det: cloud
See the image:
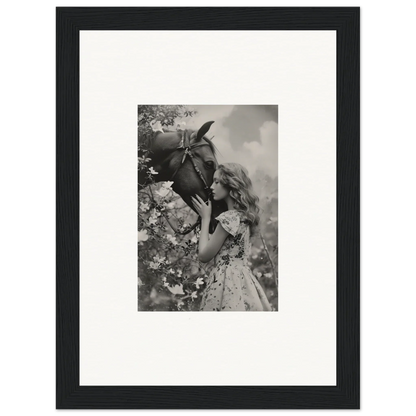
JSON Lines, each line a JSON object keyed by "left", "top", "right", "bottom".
{"left": 213, "top": 119, "right": 279, "bottom": 179}
{"left": 243, "top": 121, "right": 278, "bottom": 177}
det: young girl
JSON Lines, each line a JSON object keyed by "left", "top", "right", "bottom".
{"left": 191, "top": 163, "right": 273, "bottom": 311}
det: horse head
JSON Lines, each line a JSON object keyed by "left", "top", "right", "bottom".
{"left": 139, "top": 121, "right": 227, "bottom": 233}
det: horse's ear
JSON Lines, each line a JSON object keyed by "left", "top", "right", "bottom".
{"left": 196, "top": 121, "right": 215, "bottom": 141}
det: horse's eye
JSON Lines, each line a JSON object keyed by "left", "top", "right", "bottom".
{"left": 205, "top": 161, "right": 215, "bottom": 169}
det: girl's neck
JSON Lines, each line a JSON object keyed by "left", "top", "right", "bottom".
{"left": 225, "top": 196, "right": 234, "bottom": 211}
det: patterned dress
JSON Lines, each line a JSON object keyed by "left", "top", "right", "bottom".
{"left": 199, "top": 210, "right": 273, "bottom": 311}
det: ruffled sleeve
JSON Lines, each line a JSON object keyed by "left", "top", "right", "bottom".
{"left": 215, "top": 210, "right": 240, "bottom": 236}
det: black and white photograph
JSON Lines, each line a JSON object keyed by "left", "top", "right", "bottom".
{"left": 138, "top": 105, "right": 278, "bottom": 311}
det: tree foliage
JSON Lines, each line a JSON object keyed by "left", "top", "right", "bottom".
{"left": 138, "top": 105, "right": 197, "bottom": 142}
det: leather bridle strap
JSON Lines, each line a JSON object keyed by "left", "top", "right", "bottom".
{"left": 169, "top": 129, "right": 213, "bottom": 191}
{"left": 152, "top": 129, "right": 215, "bottom": 235}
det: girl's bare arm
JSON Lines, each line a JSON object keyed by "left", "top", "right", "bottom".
{"left": 198, "top": 218, "right": 229, "bottom": 263}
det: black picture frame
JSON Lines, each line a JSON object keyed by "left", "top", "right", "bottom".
{"left": 56, "top": 7, "right": 359, "bottom": 409}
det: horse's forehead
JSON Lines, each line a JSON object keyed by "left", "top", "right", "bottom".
{"left": 155, "top": 130, "right": 216, "bottom": 160}
{"left": 194, "top": 143, "right": 215, "bottom": 159}
{"left": 154, "top": 131, "right": 180, "bottom": 150}
{"left": 157, "top": 131, "right": 180, "bottom": 141}
{"left": 155, "top": 130, "right": 199, "bottom": 143}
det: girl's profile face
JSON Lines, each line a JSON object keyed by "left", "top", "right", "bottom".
{"left": 210, "top": 170, "right": 229, "bottom": 201}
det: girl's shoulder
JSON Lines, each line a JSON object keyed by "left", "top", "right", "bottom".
{"left": 215, "top": 210, "right": 248, "bottom": 236}
{"left": 215, "top": 209, "right": 241, "bottom": 221}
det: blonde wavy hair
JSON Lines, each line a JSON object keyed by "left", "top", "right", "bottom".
{"left": 216, "top": 163, "right": 260, "bottom": 236}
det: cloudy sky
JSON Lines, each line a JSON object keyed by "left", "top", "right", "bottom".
{"left": 176, "top": 105, "right": 278, "bottom": 179}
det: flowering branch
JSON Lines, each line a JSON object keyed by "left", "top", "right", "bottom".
{"left": 259, "top": 232, "right": 278, "bottom": 311}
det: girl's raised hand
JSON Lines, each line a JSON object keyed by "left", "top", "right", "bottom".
{"left": 191, "top": 194, "right": 212, "bottom": 220}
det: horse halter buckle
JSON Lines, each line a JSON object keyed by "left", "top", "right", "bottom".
{"left": 181, "top": 148, "right": 190, "bottom": 164}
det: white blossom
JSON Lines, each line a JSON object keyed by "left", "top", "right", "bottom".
{"left": 148, "top": 167, "right": 159, "bottom": 175}
{"left": 156, "top": 187, "right": 171, "bottom": 198}
{"left": 154, "top": 254, "right": 166, "bottom": 264}
{"left": 149, "top": 261, "right": 158, "bottom": 270}
{"left": 167, "top": 284, "right": 185, "bottom": 295}
{"left": 137, "top": 229, "right": 149, "bottom": 242}
{"left": 165, "top": 234, "right": 178, "bottom": 246}
{"left": 148, "top": 216, "right": 157, "bottom": 226}
{"left": 195, "top": 277, "right": 204, "bottom": 289}
{"left": 151, "top": 209, "right": 161, "bottom": 218}
{"left": 139, "top": 202, "right": 150, "bottom": 212}
{"left": 162, "top": 181, "right": 174, "bottom": 189}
